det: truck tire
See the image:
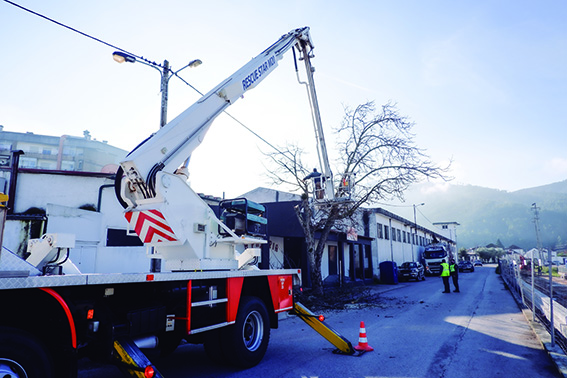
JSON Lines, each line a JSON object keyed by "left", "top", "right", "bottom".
{"left": 222, "top": 296, "right": 270, "bottom": 368}
{"left": 0, "top": 327, "right": 53, "bottom": 378}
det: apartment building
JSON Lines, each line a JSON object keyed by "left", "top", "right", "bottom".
{"left": 0, "top": 126, "right": 127, "bottom": 173}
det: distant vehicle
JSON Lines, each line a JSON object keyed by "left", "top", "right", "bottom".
{"left": 459, "top": 261, "right": 475, "bottom": 272}
{"left": 398, "top": 261, "right": 425, "bottom": 281}
{"left": 518, "top": 257, "right": 538, "bottom": 274}
{"left": 473, "top": 260, "right": 483, "bottom": 266}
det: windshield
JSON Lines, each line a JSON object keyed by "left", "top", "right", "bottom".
{"left": 424, "top": 249, "right": 447, "bottom": 259}
{"left": 400, "top": 262, "right": 416, "bottom": 269}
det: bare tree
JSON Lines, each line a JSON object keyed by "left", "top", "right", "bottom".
{"left": 266, "top": 101, "right": 450, "bottom": 295}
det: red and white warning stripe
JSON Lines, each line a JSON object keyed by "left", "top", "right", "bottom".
{"left": 125, "top": 209, "right": 178, "bottom": 243}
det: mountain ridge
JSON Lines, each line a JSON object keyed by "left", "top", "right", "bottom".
{"left": 381, "top": 180, "right": 567, "bottom": 250}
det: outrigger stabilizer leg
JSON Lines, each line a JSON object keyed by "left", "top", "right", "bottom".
{"left": 113, "top": 337, "right": 165, "bottom": 378}
{"left": 292, "top": 302, "right": 355, "bottom": 355}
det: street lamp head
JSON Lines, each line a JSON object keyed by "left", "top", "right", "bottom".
{"left": 111, "top": 51, "right": 201, "bottom": 129}
{"left": 172, "top": 58, "right": 203, "bottom": 76}
{"left": 112, "top": 51, "right": 136, "bottom": 64}
{"left": 187, "top": 59, "right": 202, "bottom": 68}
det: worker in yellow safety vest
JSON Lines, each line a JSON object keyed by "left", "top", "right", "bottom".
{"left": 449, "top": 258, "right": 460, "bottom": 293}
{"left": 440, "top": 259, "right": 451, "bottom": 293}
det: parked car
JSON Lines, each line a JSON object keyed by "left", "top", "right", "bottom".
{"left": 458, "top": 261, "right": 475, "bottom": 272}
{"left": 398, "top": 261, "right": 425, "bottom": 281}
{"left": 473, "top": 260, "right": 483, "bottom": 266}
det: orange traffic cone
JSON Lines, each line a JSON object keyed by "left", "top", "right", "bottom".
{"left": 354, "top": 321, "right": 374, "bottom": 352}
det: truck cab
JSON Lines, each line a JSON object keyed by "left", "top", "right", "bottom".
{"left": 423, "top": 243, "right": 449, "bottom": 276}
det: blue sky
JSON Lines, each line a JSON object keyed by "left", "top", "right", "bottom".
{"left": 1, "top": 0, "right": 566, "bottom": 199}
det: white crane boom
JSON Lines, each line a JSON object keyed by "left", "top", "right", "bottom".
{"left": 115, "top": 27, "right": 339, "bottom": 271}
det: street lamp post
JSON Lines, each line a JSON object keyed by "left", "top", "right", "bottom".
{"left": 412, "top": 203, "right": 425, "bottom": 261}
{"left": 112, "top": 52, "right": 201, "bottom": 273}
{"left": 112, "top": 51, "right": 202, "bottom": 128}
{"left": 160, "top": 60, "right": 170, "bottom": 128}
{"left": 532, "top": 203, "right": 554, "bottom": 346}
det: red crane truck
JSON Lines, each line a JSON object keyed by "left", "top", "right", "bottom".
{"left": 0, "top": 27, "right": 353, "bottom": 378}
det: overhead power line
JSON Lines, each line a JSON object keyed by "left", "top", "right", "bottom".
{"left": 173, "top": 73, "right": 292, "bottom": 159}
{"left": 2, "top": 0, "right": 155, "bottom": 65}
{"left": 3, "top": 0, "right": 305, "bottom": 171}
{"left": 416, "top": 207, "right": 437, "bottom": 228}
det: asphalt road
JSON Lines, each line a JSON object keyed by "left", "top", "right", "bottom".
{"left": 79, "top": 265, "right": 561, "bottom": 378}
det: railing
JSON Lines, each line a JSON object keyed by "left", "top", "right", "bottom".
{"left": 500, "top": 256, "right": 567, "bottom": 352}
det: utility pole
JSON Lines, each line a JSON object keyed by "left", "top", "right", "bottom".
{"left": 112, "top": 52, "right": 202, "bottom": 128}
{"left": 112, "top": 52, "right": 201, "bottom": 273}
{"left": 532, "top": 202, "right": 554, "bottom": 347}
{"left": 530, "top": 203, "right": 537, "bottom": 321}
{"left": 159, "top": 60, "right": 170, "bottom": 128}
{"left": 532, "top": 204, "right": 543, "bottom": 262}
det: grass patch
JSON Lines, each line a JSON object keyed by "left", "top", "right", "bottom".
{"left": 540, "top": 266, "right": 560, "bottom": 277}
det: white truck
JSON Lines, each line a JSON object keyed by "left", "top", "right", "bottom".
{"left": 0, "top": 27, "right": 354, "bottom": 378}
{"left": 422, "top": 242, "right": 452, "bottom": 275}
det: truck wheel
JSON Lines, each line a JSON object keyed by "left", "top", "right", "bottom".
{"left": 0, "top": 327, "right": 53, "bottom": 378}
{"left": 222, "top": 296, "right": 270, "bottom": 368}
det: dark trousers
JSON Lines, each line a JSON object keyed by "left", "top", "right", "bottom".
{"left": 451, "top": 274, "right": 459, "bottom": 292}
{"left": 442, "top": 276, "right": 450, "bottom": 292}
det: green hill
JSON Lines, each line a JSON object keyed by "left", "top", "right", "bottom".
{"left": 382, "top": 180, "right": 567, "bottom": 250}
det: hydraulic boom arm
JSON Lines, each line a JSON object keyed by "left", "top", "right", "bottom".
{"left": 118, "top": 27, "right": 320, "bottom": 206}
{"left": 115, "top": 27, "right": 336, "bottom": 271}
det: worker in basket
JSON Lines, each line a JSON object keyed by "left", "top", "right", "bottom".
{"left": 304, "top": 168, "right": 324, "bottom": 199}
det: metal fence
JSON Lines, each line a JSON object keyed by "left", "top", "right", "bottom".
{"left": 499, "top": 255, "right": 567, "bottom": 352}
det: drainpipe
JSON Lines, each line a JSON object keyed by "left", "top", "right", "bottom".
{"left": 7, "top": 150, "right": 24, "bottom": 215}
{"left": 389, "top": 218, "right": 394, "bottom": 261}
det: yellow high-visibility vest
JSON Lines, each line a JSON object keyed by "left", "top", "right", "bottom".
{"left": 440, "top": 262, "right": 450, "bottom": 277}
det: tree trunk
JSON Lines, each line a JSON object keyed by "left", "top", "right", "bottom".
{"left": 307, "top": 207, "right": 339, "bottom": 296}
{"left": 295, "top": 198, "right": 322, "bottom": 294}
{"left": 309, "top": 250, "right": 324, "bottom": 295}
